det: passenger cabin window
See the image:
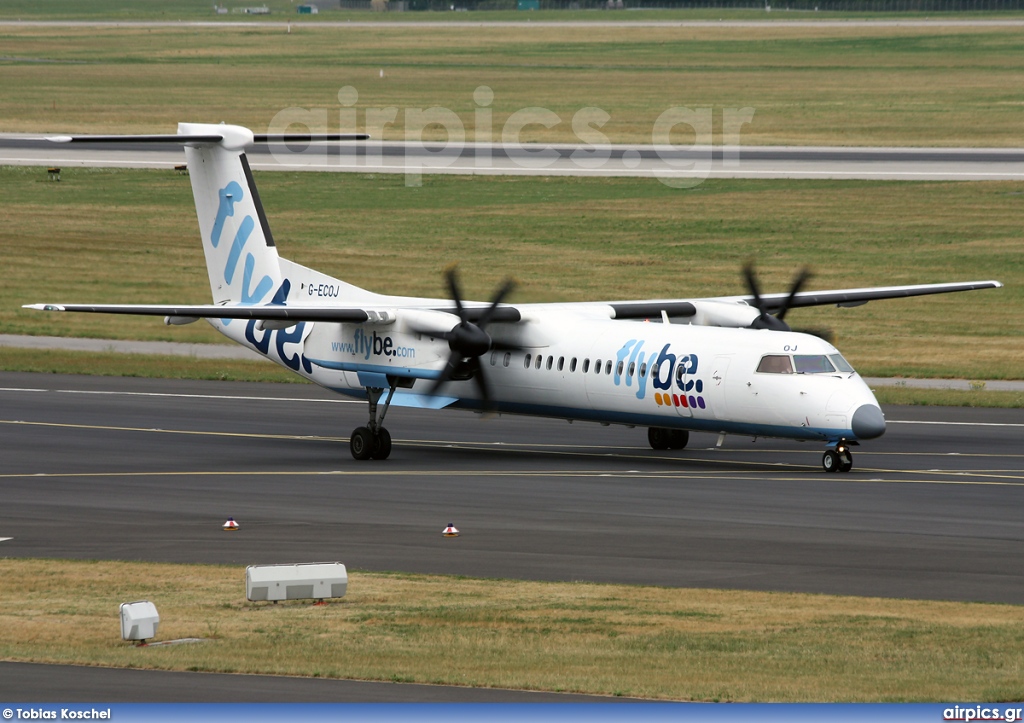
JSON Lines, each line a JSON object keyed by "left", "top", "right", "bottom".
{"left": 616, "top": 361, "right": 624, "bottom": 376}
{"left": 756, "top": 355, "right": 793, "bottom": 374}
{"left": 794, "top": 355, "right": 836, "bottom": 374}
{"left": 628, "top": 362, "right": 635, "bottom": 377}
{"left": 639, "top": 363, "right": 647, "bottom": 377}
{"left": 557, "top": 357, "right": 565, "bottom": 372}
{"left": 570, "top": 357, "right": 577, "bottom": 372}
{"left": 594, "top": 359, "right": 602, "bottom": 375}
{"left": 490, "top": 352, "right": 497, "bottom": 366}
{"left": 583, "top": 359, "right": 590, "bottom": 373}
{"left": 605, "top": 360, "right": 613, "bottom": 375}
{"left": 503, "top": 352, "right": 511, "bottom": 367}
{"left": 535, "top": 355, "right": 543, "bottom": 370}
{"left": 546, "top": 356, "right": 553, "bottom": 370}
{"left": 524, "top": 353, "right": 532, "bottom": 369}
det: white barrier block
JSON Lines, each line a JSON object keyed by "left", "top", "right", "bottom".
{"left": 120, "top": 600, "right": 159, "bottom": 641}
{"left": 246, "top": 562, "right": 347, "bottom": 602}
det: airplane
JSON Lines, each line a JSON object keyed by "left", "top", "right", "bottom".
{"left": 25, "top": 123, "right": 1003, "bottom": 472}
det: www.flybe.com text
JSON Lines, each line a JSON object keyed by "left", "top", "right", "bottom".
{"left": 332, "top": 329, "right": 416, "bottom": 360}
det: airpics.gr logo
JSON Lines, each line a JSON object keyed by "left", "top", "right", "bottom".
{"left": 614, "top": 339, "right": 706, "bottom": 410}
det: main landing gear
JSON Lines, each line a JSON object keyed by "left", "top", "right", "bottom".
{"left": 350, "top": 386, "right": 395, "bottom": 461}
{"left": 822, "top": 441, "right": 854, "bottom": 473}
{"left": 648, "top": 427, "right": 689, "bottom": 451}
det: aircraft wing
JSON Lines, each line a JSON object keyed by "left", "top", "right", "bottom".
{"left": 22, "top": 302, "right": 522, "bottom": 326}
{"left": 605, "top": 280, "right": 1002, "bottom": 318}
{"left": 23, "top": 303, "right": 375, "bottom": 324}
{"left": 744, "top": 280, "right": 1004, "bottom": 312}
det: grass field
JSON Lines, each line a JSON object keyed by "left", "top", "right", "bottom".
{"left": 3, "top": 166, "right": 1019, "bottom": 380}
{"left": 4, "top": 0, "right": 1024, "bottom": 22}
{"left": 2, "top": 558, "right": 1023, "bottom": 701}
{"left": 2, "top": 22, "right": 1024, "bottom": 146}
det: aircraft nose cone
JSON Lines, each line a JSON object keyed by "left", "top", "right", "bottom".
{"left": 852, "top": 404, "right": 886, "bottom": 439}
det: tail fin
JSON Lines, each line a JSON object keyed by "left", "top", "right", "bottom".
{"left": 181, "top": 123, "right": 283, "bottom": 306}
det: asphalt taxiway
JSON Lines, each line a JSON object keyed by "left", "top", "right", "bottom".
{"left": 2, "top": 371, "right": 1022, "bottom": 700}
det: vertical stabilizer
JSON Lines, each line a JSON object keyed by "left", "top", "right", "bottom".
{"left": 181, "top": 122, "right": 283, "bottom": 306}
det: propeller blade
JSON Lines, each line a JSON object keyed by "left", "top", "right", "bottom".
{"left": 425, "top": 350, "right": 462, "bottom": 397}
{"left": 444, "top": 266, "right": 466, "bottom": 323}
{"left": 470, "top": 359, "right": 495, "bottom": 410}
{"left": 476, "top": 277, "right": 517, "bottom": 329}
{"left": 776, "top": 267, "right": 812, "bottom": 322}
{"left": 742, "top": 262, "right": 765, "bottom": 313}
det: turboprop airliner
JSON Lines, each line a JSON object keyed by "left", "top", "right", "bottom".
{"left": 26, "top": 123, "right": 1002, "bottom": 472}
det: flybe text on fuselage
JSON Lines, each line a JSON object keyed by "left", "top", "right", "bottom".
{"left": 611, "top": 338, "right": 705, "bottom": 407}
{"left": 332, "top": 328, "right": 417, "bottom": 360}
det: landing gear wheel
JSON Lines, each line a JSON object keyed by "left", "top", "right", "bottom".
{"left": 668, "top": 430, "right": 689, "bottom": 450}
{"left": 648, "top": 427, "right": 670, "bottom": 450}
{"left": 350, "top": 426, "right": 374, "bottom": 461}
{"left": 371, "top": 427, "right": 392, "bottom": 460}
{"left": 838, "top": 448, "right": 853, "bottom": 473}
{"left": 822, "top": 449, "right": 840, "bottom": 473}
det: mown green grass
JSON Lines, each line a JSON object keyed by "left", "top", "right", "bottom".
{"left": 3, "top": 166, "right": 1020, "bottom": 380}
{"left": 2, "top": 558, "right": 1023, "bottom": 701}
{"left": 2, "top": 22, "right": 1024, "bottom": 145}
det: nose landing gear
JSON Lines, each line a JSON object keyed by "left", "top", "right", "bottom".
{"left": 822, "top": 441, "right": 854, "bottom": 473}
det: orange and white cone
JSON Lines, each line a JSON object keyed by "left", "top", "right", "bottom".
{"left": 442, "top": 523, "right": 459, "bottom": 537}
{"left": 222, "top": 517, "right": 239, "bottom": 531}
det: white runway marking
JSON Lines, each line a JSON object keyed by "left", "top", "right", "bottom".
{"left": 888, "top": 420, "right": 1024, "bottom": 428}
{"left": 54, "top": 389, "right": 360, "bottom": 404}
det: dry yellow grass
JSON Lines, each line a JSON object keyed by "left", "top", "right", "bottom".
{"left": 2, "top": 559, "right": 1024, "bottom": 701}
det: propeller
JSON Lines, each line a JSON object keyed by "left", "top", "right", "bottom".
{"left": 422, "top": 267, "right": 521, "bottom": 408}
{"left": 743, "top": 263, "right": 834, "bottom": 342}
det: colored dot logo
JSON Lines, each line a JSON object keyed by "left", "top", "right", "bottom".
{"left": 654, "top": 377, "right": 705, "bottom": 410}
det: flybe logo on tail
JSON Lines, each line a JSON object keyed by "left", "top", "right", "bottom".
{"left": 210, "top": 181, "right": 274, "bottom": 306}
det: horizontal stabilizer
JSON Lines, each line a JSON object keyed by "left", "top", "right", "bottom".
{"left": 47, "top": 133, "right": 368, "bottom": 146}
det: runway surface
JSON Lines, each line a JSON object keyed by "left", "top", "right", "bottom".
{"left": 2, "top": 370, "right": 1022, "bottom": 603}
{"left": 3, "top": 137, "right": 1023, "bottom": 180}
{"left": 2, "top": 370, "right": 1022, "bottom": 701}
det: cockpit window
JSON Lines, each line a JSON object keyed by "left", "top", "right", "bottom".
{"left": 794, "top": 355, "right": 837, "bottom": 374}
{"left": 829, "top": 353, "right": 855, "bottom": 373}
{"left": 756, "top": 355, "right": 793, "bottom": 374}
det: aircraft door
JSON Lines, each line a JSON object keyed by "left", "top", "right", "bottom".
{"left": 707, "top": 355, "right": 731, "bottom": 420}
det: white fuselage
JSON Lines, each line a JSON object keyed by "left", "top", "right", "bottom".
{"left": 211, "top": 301, "right": 881, "bottom": 444}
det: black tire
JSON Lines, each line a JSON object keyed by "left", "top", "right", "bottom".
{"left": 372, "top": 427, "right": 392, "bottom": 460}
{"left": 668, "top": 429, "right": 689, "bottom": 450}
{"left": 350, "top": 426, "right": 374, "bottom": 461}
{"left": 822, "top": 449, "right": 840, "bottom": 473}
{"left": 838, "top": 449, "right": 853, "bottom": 473}
{"left": 648, "top": 427, "right": 670, "bottom": 450}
